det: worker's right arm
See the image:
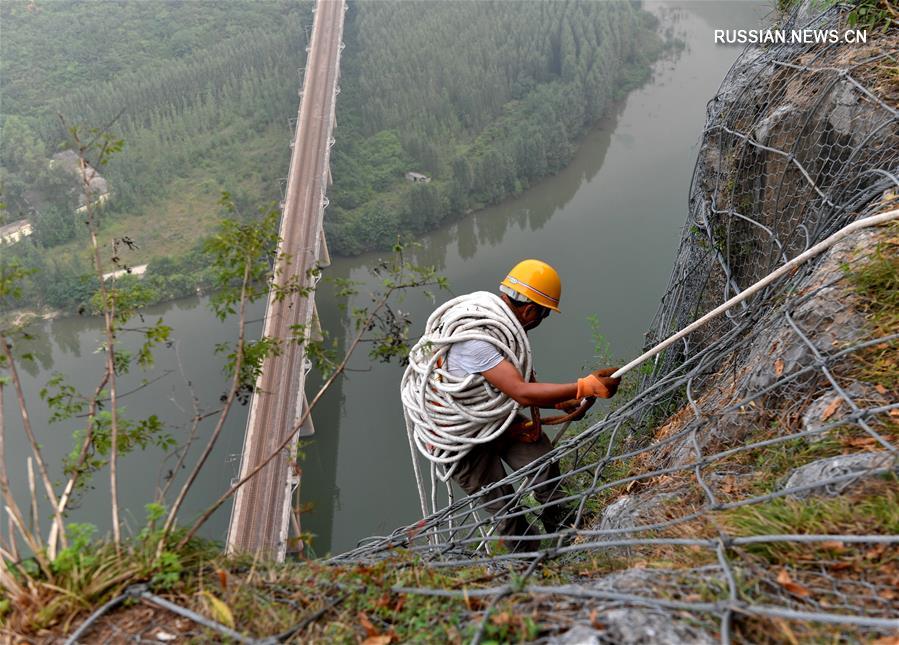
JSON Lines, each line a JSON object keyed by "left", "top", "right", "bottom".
{"left": 480, "top": 360, "right": 619, "bottom": 408}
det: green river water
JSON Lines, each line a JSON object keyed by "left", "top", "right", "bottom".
{"left": 3, "top": 1, "right": 769, "bottom": 555}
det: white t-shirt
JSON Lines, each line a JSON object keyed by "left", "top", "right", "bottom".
{"left": 445, "top": 339, "right": 504, "bottom": 378}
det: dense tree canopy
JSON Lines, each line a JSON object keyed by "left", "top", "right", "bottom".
{"left": 0, "top": 0, "right": 662, "bottom": 312}
{"left": 1, "top": 0, "right": 310, "bottom": 226}
{"left": 327, "top": 0, "right": 662, "bottom": 253}
{"left": 1, "top": 0, "right": 304, "bottom": 118}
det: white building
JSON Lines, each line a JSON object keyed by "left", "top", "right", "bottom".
{"left": 0, "top": 219, "right": 33, "bottom": 245}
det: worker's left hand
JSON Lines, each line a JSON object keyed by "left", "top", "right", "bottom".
{"left": 554, "top": 397, "right": 590, "bottom": 419}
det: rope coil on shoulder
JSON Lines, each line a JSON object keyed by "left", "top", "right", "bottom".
{"left": 401, "top": 291, "right": 531, "bottom": 487}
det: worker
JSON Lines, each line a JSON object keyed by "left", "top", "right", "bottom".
{"left": 433, "top": 259, "right": 621, "bottom": 551}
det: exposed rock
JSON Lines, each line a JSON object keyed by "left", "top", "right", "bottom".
{"left": 754, "top": 104, "right": 798, "bottom": 144}
{"left": 549, "top": 609, "right": 714, "bottom": 645}
{"left": 708, "top": 46, "right": 770, "bottom": 124}
{"left": 784, "top": 452, "right": 896, "bottom": 498}
{"left": 741, "top": 231, "right": 871, "bottom": 394}
{"left": 802, "top": 382, "right": 889, "bottom": 439}
{"left": 549, "top": 624, "right": 602, "bottom": 645}
{"left": 825, "top": 80, "right": 882, "bottom": 143}
{"left": 596, "top": 493, "right": 675, "bottom": 540}
{"left": 601, "top": 608, "right": 714, "bottom": 645}
{"left": 828, "top": 83, "right": 858, "bottom": 136}
{"left": 589, "top": 567, "right": 665, "bottom": 594}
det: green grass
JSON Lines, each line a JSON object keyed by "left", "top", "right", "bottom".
{"left": 7, "top": 548, "right": 542, "bottom": 643}
{"left": 845, "top": 221, "right": 899, "bottom": 391}
{"left": 3, "top": 529, "right": 219, "bottom": 634}
{"left": 718, "top": 480, "right": 898, "bottom": 643}
{"left": 721, "top": 481, "right": 898, "bottom": 561}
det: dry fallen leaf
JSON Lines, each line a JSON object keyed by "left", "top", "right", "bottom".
{"left": 866, "top": 544, "right": 888, "bottom": 560}
{"left": 844, "top": 436, "right": 878, "bottom": 450}
{"left": 820, "top": 397, "right": 842, "bottom": 421}
{"left": 200, "top": 591, "right": 235, "bottom": 629}
{"left": 871, "top": 636, "right": 899, "bottom": 645}
{"left": 820, "top": 540, "right": 845, "bottom": 552}
{"left": 362, "top": 637, "right": 392, "bottom": 645}
{"left": 359, "top": 611, "right": 380, "bottom": 638}
{"left": 875, "top": 383, "right": 888, "bottom": 395}
{"left": 774, "top": 358, "right": 785, "bottom": 377}
{"left": 491, "top": 612, "right": 513, "bottom": 626}
{"left": 829, "top": 561, "right": 857, "bottom": 572}
{"left": 776, "top": 569, "right": 811, "bottom": 597}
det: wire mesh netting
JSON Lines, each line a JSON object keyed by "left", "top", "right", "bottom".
{"left": 328, "top": 4, "right": 899, "bottom": 641}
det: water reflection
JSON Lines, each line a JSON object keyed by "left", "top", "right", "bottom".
{"left": 401, "top": 109, "right": 621, "bottom": 276}
{"left": 2, "top": 296, "right": 266, "bottom": 543}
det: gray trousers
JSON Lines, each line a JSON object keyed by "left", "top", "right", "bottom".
{"left": 453, "top": 428, "right": 568, "bottom": 550}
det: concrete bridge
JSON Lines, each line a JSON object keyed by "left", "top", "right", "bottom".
{"left": 226, "top": 0, "right": 345, "bottom": 560}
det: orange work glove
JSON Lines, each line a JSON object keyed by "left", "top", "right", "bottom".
{"left": 591, "top": 367, "right": 621, "bottom": 397}
{"left": 576, "top": 368, "right": 621, "bottom": 399}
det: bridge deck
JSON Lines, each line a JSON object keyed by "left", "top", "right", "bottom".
{"left": 226, "top": 0, "right": 345, "bottom": 559}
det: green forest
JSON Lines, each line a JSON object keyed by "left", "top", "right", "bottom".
{"left": 1, "top": 0, "right": 663, "bottom": 314}
{"left": 328, "top": 0, "right": 662, "bottom": 253}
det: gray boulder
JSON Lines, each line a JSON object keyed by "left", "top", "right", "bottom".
{"left": 549, "top": 609, "right": 714, "bottom": 645}
{"left": 784, "top": 452, "right": 896, "bottom": 497}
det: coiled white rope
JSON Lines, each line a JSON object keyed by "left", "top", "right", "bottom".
{"left": 401, "top": 291, "right": 531, "bottom": 516}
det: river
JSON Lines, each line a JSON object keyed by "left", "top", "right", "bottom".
{"left": 2, "top": 1, "right": 769, "bottom": 556}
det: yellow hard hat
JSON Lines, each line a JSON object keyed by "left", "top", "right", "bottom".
{"left": 500, "top": 259, "right": 562, "bottom": 313}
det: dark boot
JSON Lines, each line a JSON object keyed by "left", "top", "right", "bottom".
{"left": 497, "top": 511, "right": 541, "bottom": 553}
{"left": 540, "top": 502, "right": 574, "bottom": 535}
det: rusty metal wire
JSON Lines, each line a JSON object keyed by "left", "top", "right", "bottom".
{"left": 328, "top": 4, "right": 899, "bottom": 642}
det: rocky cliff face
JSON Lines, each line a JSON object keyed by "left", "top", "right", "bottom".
{"left": 567, "top": 3, "right": 898, "bottom": 642}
